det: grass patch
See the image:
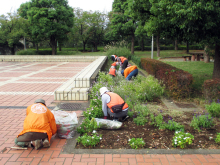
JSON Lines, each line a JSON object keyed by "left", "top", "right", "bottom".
{"left": 163, "top": 61, "right": 213, "bottom": 96}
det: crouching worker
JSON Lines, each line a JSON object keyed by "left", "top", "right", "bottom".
{"left": 15, "top": 99, "right": 57, "bottom": 150}
{"left": 121, "top": 65, "right": 138, "bottom": 81}
{"left": 108, "top": 66, "right": 116, "bottom": 77}
{"left": 100, "top": 87, "right": 129, "bottom": 121}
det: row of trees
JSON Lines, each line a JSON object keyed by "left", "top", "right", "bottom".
{"left": 0, "top": 0, "right": 219, "bottom": 78}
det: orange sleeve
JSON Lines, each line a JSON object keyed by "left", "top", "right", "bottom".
{"left": 48, "top": 110, "right": 57, "bottom": 135}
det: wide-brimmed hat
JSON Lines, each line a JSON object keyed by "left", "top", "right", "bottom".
{"left": 99, "top": 87, "right": 109, "bottom": 96}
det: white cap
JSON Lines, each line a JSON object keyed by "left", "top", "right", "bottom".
{"left": 100, "top": 87, "right": 109, "bottom": 96}
{"left": 111, "top": 66, "right": 115, "bottom": 69}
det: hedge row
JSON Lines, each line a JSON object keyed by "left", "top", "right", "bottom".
{"left": 134, "top": 45, "right": 203, "bottom": 51}
{"left": 203, "top": 78, "right": 220, "bottom": 101}
{"left": 141, "top": 58, "right": 193, "bottom": 99}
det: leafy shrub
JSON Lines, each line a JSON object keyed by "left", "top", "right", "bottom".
{"left": 190, "top": 113, "right": 214, "bottom": 131}
{"left": 56, "top": 51, "right": 80, "bottom": 55}
{"left": 77, "top": 118, "right": 99, "bottom": 134}
{"left": 172, "top": 131, "right": 194, "bottom": 149}
{"left": 76, "top": 133, "right": 102, "bottom": 147}
{"left": 203, "top": 79, "right": 220, "bottom": 102}
{"left": 206, "top": 102, "right": 220, "bottom": 117}
{"left": 165, "top": 120, "right": 185, "bottom": 131}
{"left": 134, "top": 103, "right": 149, "bottom": 117}
{"left": 128, "top": 138, "right": 145, "bottom": 149}
{"left": 150, "top": 113, "right": 166, "bottom": 129}
{"left": 106, "top": 47, "right": 131, "bottom": 60}
{"left": 131, "top": 55, "right": 142, "bottom": 69}
{"left": 141, "top": 58, "right": 193, "bottom": 99}
{"left": 215, "top": 133, "right": 220, "bottom": 144}
{"left": 127, "top": 109, "right": 134, "bottom": 118}
{"left": 133, "top": 116, "right": 148, "bottom": 126}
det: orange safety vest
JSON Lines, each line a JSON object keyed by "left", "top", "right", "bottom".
{"left": 111, "top": 62, "right": 117, "bottom": 66}
{"left": 106, "top": 92, "right": 128, "bottom": 113}
{"left": 17, "top": 103, "right": 57, "bottom": 142}
{"left": 118, "top": 56, "right": 127, "bottom": 63}
{"left": 124, "top": 65, "right": 137, "bottom": 78}
{"left": 109, "top": 68, "right": 116, "bottom": 77}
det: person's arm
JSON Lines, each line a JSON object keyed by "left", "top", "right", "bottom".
{"left": 48, "top": 110, "right": 57, "bottom": 135}
{"left": 101, "top": 94, "right": 110, "bottom": 116}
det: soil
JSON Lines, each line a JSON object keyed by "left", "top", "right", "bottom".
{"left": 75, "top": 99, "right": 220, "bottom": 150}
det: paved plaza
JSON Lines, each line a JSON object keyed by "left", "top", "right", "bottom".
{"left": 0, "top": 62, "right": 220, "bottom": 165}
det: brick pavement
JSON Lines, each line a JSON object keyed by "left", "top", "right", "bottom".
{"left": 0, "top": 62, "right": 220, "bottom": 165}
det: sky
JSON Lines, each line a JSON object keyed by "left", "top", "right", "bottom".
{"left": 0, "top": 0, "right": 114, "bottom": 16}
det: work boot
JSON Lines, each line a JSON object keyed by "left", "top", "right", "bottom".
{"left": 42, "top": 138, "right": 50, "bottom": 148}
{"left": 31, "top": 139, "right": 43, "bottom": 150}
{"left": 121, "top": 116, "right": 129, "bottom": 122}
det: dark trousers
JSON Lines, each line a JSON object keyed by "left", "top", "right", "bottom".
{"left": 17, "top": 132, "right": 48, "bottom": 142}
{"left": 122, "top": 60, "right": 128, "bottom": 70}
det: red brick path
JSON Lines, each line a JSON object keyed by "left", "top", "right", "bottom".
{"left": 0, "top": 62, "right": 219, "bottom": 165}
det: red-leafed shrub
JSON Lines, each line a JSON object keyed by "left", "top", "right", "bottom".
{"left": 141, "top": 58, "right": 193, "bottom": 99}
{"left": 203, "top": 78, "right": 220, "bottom": 101}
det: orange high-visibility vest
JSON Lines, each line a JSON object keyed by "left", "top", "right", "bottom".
{"left": 119, "top": 57, "right": 127, "bottom": 63}
{"left": 106, "top": 92, "right": 128, "bottom": 113}
{"left": 109, "top": 68, "right": 116, "bottom": 77}
{"left": 124, "top": 65, "right": 137, "bottom": 78}
{"left": 17, "top": 103, "right": 57, "bottom": 142}
{"left": 111, "top": 62, "right": 117, "bottom": 66}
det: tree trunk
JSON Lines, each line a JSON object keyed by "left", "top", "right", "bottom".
{"left": 59, "top": 42, "right": 61, "bottom": 51}
{"left": 212, "top": 44, "right": 220, "bottom": 79}
{"left": 83, "top": 42, "right": 86, "bottom": 52}
{"left": 131, "top": 33, "right": 135, "bottom": 54}
{"left": 36, "top": 44, "right": 38, "bottom": 51}
{"left": 11, "top": 46, "right": 15, "bottom": 55}
{"left": 50, "top": 35, "right": 56, "bottom": 55}
{"left": 156, "top": 35, "right": 160, "bottom": 57}
{"left": 175, "top": 40, "right": 178, "bottom": 50}
{"left": 204, "top": 45, "right": 210, "bottom": 63}
{"left": 141, "top": 38, "right": 144, "bottom": 51}
{"left": 186, "top": 41, "right": 189, "bottom": 53}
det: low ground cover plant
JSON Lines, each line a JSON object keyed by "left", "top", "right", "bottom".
{"left": 128, "top": 138, "right": 145, "bottom": 149}
{"left": 190, "top": 113, "right": 214, "bottom": 131}
{"left": 76, "top": 133, "right": 102, "bottom": 147}
{"left": 215, "top": 133, "right": 220, "bottom": 144}
{"left": 206, "top": 101, "right": 220, "bottom": 117}
{"left": 172, "top": 131, "right": 194, "bottom": 149}
{"left": 77, "top": 118, "right": 99, "bottom": 134}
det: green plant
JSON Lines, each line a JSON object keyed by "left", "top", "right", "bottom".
{"left": 127, "top": 110, "right": 134, "bottom": 118}
{"left": 172, "top": 131, "right": 194, "bottom": 149}
{"left": 133, "top": 116, "right": 148, "bottom": 126}
{"left": 190, "top": 113, "right": 214, "bottom": 131}
{"left": 215, "top": 133, "right": 220, "bottom": 144}
{"left": 165, "top": 120, "right": 185, "bottom": 131}
{"left": 76, "top": 133, "right": 102, "bottom": 147}
{"left": 134, "top": 103, "right": 149, "bottom": 117}
{"left": 77, "top": 118, "right": 99, "bottom": 134}
{"left": 128, "top": 138, "right": 145, "bottom": 149}
{"left": 150, "top": 113, "right": 166, "bottom": 129}
{"left": 206, "top": 102, "right": 220, "bottom": 117}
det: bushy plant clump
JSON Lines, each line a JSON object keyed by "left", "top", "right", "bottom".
{"left": 76, "top": 133, "right": 102, "bottom": 147}
{"left": 77, "top": 118, "right": 99, "bottom": 134}
{"left": 172, "top": 131, "right": 194, "bottom": 149}
{"left": 215, "top": 133, "right": 220, "bottom": 144}
{"left": 206, "top": 101, "right": 220, "bottom": 117}
{"left": 190, "top": 113, "right": 214, "bottom": 131}
{"left": 128, "top": 138, "right": 145, "bottom": 149}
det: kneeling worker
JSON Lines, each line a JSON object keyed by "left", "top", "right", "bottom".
{"left": 15, "top": 99, "right": 57, "bottom": 149}
{"left": 121, "top": 65, "right": 138, "bottom": 81}
{"left": 100, "top": 87, "right": 129, "bottom": 121}
{"left": 108, "top": 66, "right": 116, "bottom": 77}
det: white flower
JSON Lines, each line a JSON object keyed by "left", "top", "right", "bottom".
{"left": 92, "top": 130, "right": 96, "bottom": 134}
{"left": 92, "top": 137, "right": 94, "bottom": 139}
{"left": 128, "top": 139, "right": 131, "bottom": 141}
{"left": 100, "top": 137, "right": 102, "bottom": 140}
{"left": 87, "top": 140, "right": 89, "bottom": 142}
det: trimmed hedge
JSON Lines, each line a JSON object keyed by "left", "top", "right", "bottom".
{"left": 141, "top": 58, "right": 193, "bottom": 99}
{"left": 134, "top": 45, "right": 203, "bottom": 51}
{"left": 203, "top": 78, "right": 220, "bottom": 101}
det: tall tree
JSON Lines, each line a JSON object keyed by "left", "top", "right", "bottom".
{"left": 21, "top": 0, "right": 74, "bottom": 55}
{"left": 111, "top": 0, "right": 136, "bottom": 54}
{"left": 153, "top": 0, "right": 220, "bottom": 78}
{"left": 0, "top": 13, "right": 26, "bottom": 55}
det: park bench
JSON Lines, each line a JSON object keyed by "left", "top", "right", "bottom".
{"left": 182, "top": 55, "right": 192, "bottom": 61}
{"left": 54, "top": 56, "right": 107, "bottom": 101}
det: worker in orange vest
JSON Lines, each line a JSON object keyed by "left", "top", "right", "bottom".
{"left": 115, "top": 56, "right": 128, "bottom": 70}
{"left": 99, "top": 87, "right": 129, "bottom": 121}
{"left": 108, "top": 66, "right": 116, "bottom": 77}
{"left": 15, "top": 99, "right": 57, "bottom": 149}
{"left": 121, "top": 65, "right": 138, "bottom": 80}
{"left": 111, "top": 55, "right": 117, "bottom": 61}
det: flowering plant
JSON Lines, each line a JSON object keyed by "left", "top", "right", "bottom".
{"left": 128, "top": 138, "right": 145, "bottom": 149}
{"left": 172, "top": 131, "right": 194, "bottom": 149}
{"left": 190, "top": 113, "right": 214, "bottom": 131}
{"left": 215, "top": 133, "right": 220, "bottom": 144}
{"left": 77, "top": 118, "right": 99, "bottom": 134}
{"left": 76, "top": 133, "right": 102, "bottom": 147}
